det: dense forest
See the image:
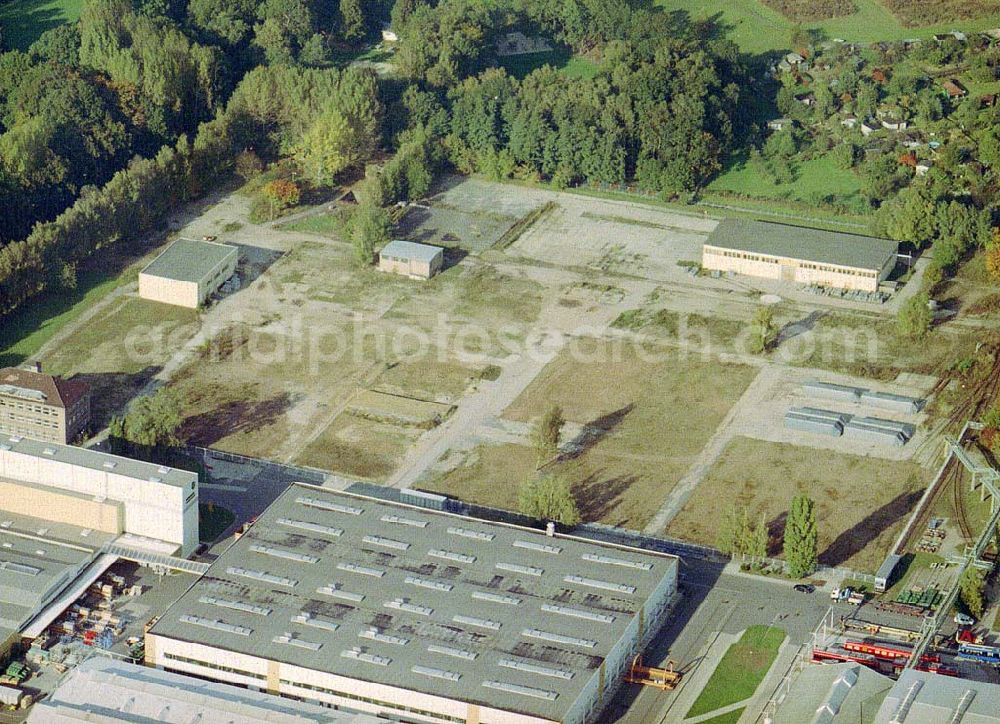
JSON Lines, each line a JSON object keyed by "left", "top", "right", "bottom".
{"left": 0, "top": 0, "right": 996, "bottom": 319}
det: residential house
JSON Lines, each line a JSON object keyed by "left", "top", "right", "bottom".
{"left": 860, "top": 119, "right": 878, "bottom": 136}
{"left": 941, "top": 79, "right": 967, "bottom": 99}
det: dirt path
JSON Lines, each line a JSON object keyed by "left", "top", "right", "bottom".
{"left": 643, "top": 363, "right": 776, "bottom": 535}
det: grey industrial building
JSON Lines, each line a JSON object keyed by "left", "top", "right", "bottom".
{"left": 874, "top": 669, "right": 1000, "bottom": 723}
{"left": 28, "top": 657, "right": 390, "bottom": 724}
{"left": 146, "top": 484, "right": 679, "bottom": 724}
{"left": 702, "top": 219, "right": 898, "bottom": 292}
{"left": 139, "top": 238, "right": 239, "bottom": 308}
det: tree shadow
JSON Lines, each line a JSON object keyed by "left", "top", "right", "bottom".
{"left": 776, "top": 310, "right": 826, "bottom": 345}
{"left": 766, "top": 510, "right": 789, "bottom": 557}
{"left": 70, "top": 367, "right": 163, "bottom": 431}
{"left": 0, "top": 0, "right": 67, "bottom": 51}
{"left": 573, "top": 468, "right": 639, "bottom": 524}
{"left": 179, "top": 393, "right": 294, "bottom": 447}
{"left": 819, "top": 489, "right": 924, "bottom": 567}
{"left": 562, "top": 404, "right": 635, "bottom": 461}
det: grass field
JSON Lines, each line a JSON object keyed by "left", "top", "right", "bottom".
{"left": 498, "top": 47, "right": 600, "bottom": 79}
{"left": 0, "top": 0, "right": 83, "bottom": 51}
{"left": 294, "top": 413, "right": 419, "bottom": 481}
{"left": 423, "top": 443, "right": 539, "bottom": 512}
{"left": 656, "top": 0, "right": 1000, "bottom": 54}
{"left": 198, "top": 503, "right": 235, "bottom": 543}
{"left": 493, "top": 341, "right": 756, "bottom": 530}
{"left": 686, "top": 626, "right": 786, "bottom": 719}
{"left": 700, "top": 710, "right": 745, "bottom": 724}
{"left": 668, "top": 437, "right": 929, "bottom": 572}
{"left": 278, "top": 213, "right": 344, "bottom": 236}
{"left": 706, "top": 154, "right": 865, "bottom": 212}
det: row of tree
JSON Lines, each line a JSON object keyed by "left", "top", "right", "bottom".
{"left": 718, "top": 495, "right": 818, "bottom": 577}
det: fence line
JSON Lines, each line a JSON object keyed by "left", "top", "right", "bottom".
{"left": 183, "top": 444, "right": 339, "bottom": 486}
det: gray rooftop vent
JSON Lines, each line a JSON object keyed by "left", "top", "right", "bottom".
{"left": 249, "top": 544, "right": 320, "bottom": 564}
{"left": 316, "top": 584, "right": 364, "bottom": 603}
{"left": 427, "top": 644, "right": 477, "bottom": 661}
{"left": 148, "top": 477, "right": 162, "bottom": 484}
{"left": 380, "top": 514, "right": 428, "bottom": 528}
{"left": 0, "top": 521, "right": 11, "bottom": 528}
{"left": 522, "top": 628, "right": 597, "bottom": 649}
{"left": 226, "top": 566, "right": 298, "bottom": 588}
{"left": 292, "top": 613, "right": 339, "bottom": 632}
{"left": 0, "top": 560, "right": 41, "bottom": 577}
{"left": 400, "top": 488, "right": 447, "bottom": 511}
{"left": 0, "top": 444, "right": 9, "bottom": 451}
{"left": 541, "top": 603, "right": 615, "bottom": 624}
{"left": 157, "top": 466, "right": 171, "bottom": 474}
{"left": 362, "top": 535, "right": 411, "bottom": 551}
{"left": 337, "top": 562, "right": 385, "bottom": 578}
{"left": 405, "top": 575, "right": 454, "bottom": 592}
{"left": 384, "top": 599, "right": 433, "bottom": 616}
{"left": 179, "top": 615, "right": 252, "bottom": 637}
{"left": 198, "top": 596, "right": 272, "bottom": 617}
{"left": 498, "top": 658, "right": 574, "bottom": 680}
{"left": 482, "top": 680, "right": 558, "bottom": 702}
{"left": 273, "top": 633, "right": 322, "bottom": 651}
{"left": 42, "top": 448, "right": 55, "bottom": 456}
{"left": 359, "top": 628, "right": 409, "bottom": 646}
{"left": 447, "top": 526, "right": 495, "bottom": 542}
{"left": 564, "top": 575, "right": 635, "bottom": 594}
{"left": 429, "top": 549, "right": 476, "bottom": 564}
{"left": 471, "top": 591, "right": 521, "bottom": 606}
{"left": 581, "top": 553, "right": 653, "bottom": 571}
{"left": 277, "top": 518, "right": 343, "bottom": 538}
{"left": 102, "top": 461, "right": 117, "bottom": 470}
{"left": 496, "top": 562, "right": 543, "bottom": 577}
{"left": 453, "top": 615, "right": 501, "bottom": 631}
{"left": 512, "top": 540, "right": 562, "bottom": 555}
{"left": 412, "top": 665, "right": 461, "bottom": 682}
{"left": 341, "top": 648, "right": 391, "bottom": 666}
{"left": 296, "top": 496, "right": 363, "bottom": 516}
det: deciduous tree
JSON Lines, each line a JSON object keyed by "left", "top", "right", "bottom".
{"left": 784, "top": 495, "right": 818, "bottom": 578}
{"left": 518, "top": 473, "right": 581, "bottom": 526}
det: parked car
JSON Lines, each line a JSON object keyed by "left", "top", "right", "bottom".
{"left": 830, "top": 587, "right": 853, "bottom": 601}
{"left": 794, "top": 584, "right": 815, "bottom": 594}
{"left": 848, "top": 591, "right": 867, "bottom": 605}
{"left": 955, "top": 612, "right": 976, "bottom": 626}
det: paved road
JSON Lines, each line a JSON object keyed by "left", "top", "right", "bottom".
{"left": 607, "top": 561, "right": 832, "bottom": 724}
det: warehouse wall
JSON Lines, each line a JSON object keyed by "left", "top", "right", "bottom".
{"left": 196, "top": 251, "right": 238, "bottom": 305}
{"left": 138, "top": 274, "right": 200, "bottom": 308}
{"left": 0, "top": 480, "right": 122, "bottom": 534}
{"left": 702, "top": 245, "right": 883, "bottom": 292}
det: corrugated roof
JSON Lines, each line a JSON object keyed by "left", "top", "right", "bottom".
{"left": 380, "top": 240, "right": 444, "bottom": 263}
{"left": 0, "top": 368, "right": 88, "bottom": 409}
{"left": 705, "top": 218, "right": 898, "bottom": 271}
{"left": 875, "top": 669, "right": 1000, "bottom": 723}
{"left": 141, "top": 239, "right": 238, "bottom": 283}
{"left": 149, "top": 484, "right": 678, "bottom": 722}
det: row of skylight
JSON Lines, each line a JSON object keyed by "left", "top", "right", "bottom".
{"left": 360, "top": 628, "right": 409, "bottom": 646}
{"left": 499, "top": 658, "right": 574, "bottom": 681}
{"left": 295, "top": 496, "right": 363, "bottom": 516}
{"left": 179, "top": 615, "right": 252, "bottom": 637}
{"left": 384, "top": 598, "right": 433, "bottom": 616}
{"left": 276, "top": 518, "right": 343, "bottom": 538}
{"left": 428, "top": 549, "right": 475, "bottom": 564}
{"left": 226, "top": 566, "right": 298, "bottom": 588}
{"left": 316, "top": 584, "right": 365, "bottom": 603}
{"left": 541, "top": 603, "right": 615, "bottom": 624}
{"left": 341, "top": 648, "right": 390, "bottom": 666}
{"left": 496, "top": 562, "right": 543, "bottom": 577}
{"left": 427, "top": 644, "right": 477, "bottom": 661}
{"left": 405, "top": 575, "right": 453, "bottom": 592}
{"left": 198, "top": 596, "right": 272, "bottom": 617}
{"left": 581, "top": 553, "right": 653, "bottom": 571}
{"left": 362, "top": 535, "right": 410, "bottom": 551}
{"left": 447, "top": 526, "right": 495, "bottom": 542}
{"left": 453, "top": 615, "right": 501, "bottom": 631}
{"left": 472, "top": 591, "right": 521, "bottom": 606}
{"left": 292, "top": 612, "right": 339, "bottom": 632}
{"left": 522, "top": 628, "right": 597, "bottom": 649}
{"left": 483, "top": 680, "right": 557, "bottom": 702}
{"left": 412, "top": 665, "right": 461, "bottom": 682}
{"left": 512, "top": 540, "right": 562, "bottom": 555}
{"left": 564, "top": 575, "right": 636, "bottom": 595}
{"left": 381, "top": 514, "right": 427, "bottom": 529}
{"left": 337, "top": 562, "right": 385, "bottom": 578}
{"left": 249, "top": 544, "right": 319, "bottom": 564}
{"left": 273, "top": 633, "right": 322, "bottom": 651}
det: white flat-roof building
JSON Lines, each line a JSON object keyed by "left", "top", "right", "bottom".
{"left": 378, "top": 240, "right": 444, "bottom": 280}
{"left": 29, "top": 657, "right": 391, "bottom": 724}
{"left": 875, "top": 669, "right": 1000, "bottom": 723}
{"left": 147, "top": 484, "right": 679, "bottom": 724}
{"left": 139, "top": 238, "right": 239, "bottom": 308}
{"left": 0, "top": 435, "right": 199, "bottom": 556}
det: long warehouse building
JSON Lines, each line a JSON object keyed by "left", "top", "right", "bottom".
{"left": 702, "top": 218, "right": 898, "bottom": 292}
{"left": 146, "top": 484, "right": 679, "bottom": 724}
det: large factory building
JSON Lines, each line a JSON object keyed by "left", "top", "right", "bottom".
{"left": 146, "top": 484, "right": 678, "bottom": 724}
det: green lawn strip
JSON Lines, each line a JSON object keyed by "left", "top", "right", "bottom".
{"left": 0, "top": 0, "right": 84, "bottom": 51}
{"left": 497, "top": 47, "right": 600, "bottom": 80}
{"left": 685, "top": 626, "right": 786, "bottom": 719}
{"left": 0, "top": 263, "right": 138, "bottom": 367}
{"left": 279, "top": 212, "right": 344, "bottom": 236}
{"left": 706, "top": 154, "right": 865, "bottom": 213}
{"left": 698, "top": 709, "right": 745, "bottom": 724}
{"left": 198, "top": 503, "right": 236, "bottom": 543}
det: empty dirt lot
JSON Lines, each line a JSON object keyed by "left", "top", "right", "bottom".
{"left": 668, "top": 436, "right": 930, "bottom": 573}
